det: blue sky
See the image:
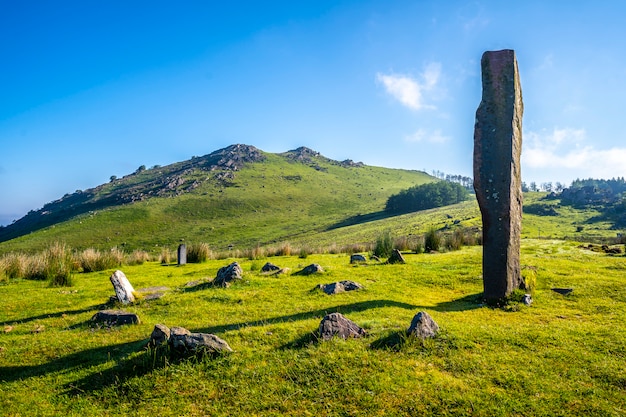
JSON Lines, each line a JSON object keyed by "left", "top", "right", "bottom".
{"left": 1, "top": 1, "right": 626, "bottom": 226}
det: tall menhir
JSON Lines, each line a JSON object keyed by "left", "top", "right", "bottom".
{"left": 473, "top": 49, "right": 524, "bottom": 303}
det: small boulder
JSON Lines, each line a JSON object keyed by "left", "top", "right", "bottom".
{"left": 169, "top": 326, "right": 233, "bottom": 355}
{"left": 318, "top": 280, "right": 363, "bottom": 295}
{"left": 350, "top": 254, "right": 367, "bottom": 264}
{"left": 407, "top": 311, "right": 439, "bottom": 339}
{"left": 214, "top": 262, "right": 243, "bottom": 287}
{"left": 92, "top": 309, "right": 140, "bottom": 326}
{"left": 261, "top": 262, "right": 281, "bottom": 272}
{"left": 318, "top": 312, "right": 366, "bottom": 341}
{"left": 296, "top": 263, "right": 324, "bottom": 275}
{"left": 387, "top": 249, "right": 406, "bottom": 264}
{"left": 149, "top": 324, "right": 171, "bottom": 346}
{"left": 522, "top": 294, "right": 533, "bottom": 306}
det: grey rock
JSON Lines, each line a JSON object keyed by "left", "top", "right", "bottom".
{"left": 91, "top": 309, "right": 140, "bottom": 326}
{"left": 473, "top": 49, "right": 524, "bottom": 302}
{"left": 177, "top": 244, "right": 187, "bottom": 265}
{"left": 350, "top": 254, "right": 367, "bottom": 264}
{"left": 318, "top": 312, "right": 366, "bottom": 341}
{"left": 214, "top": 262, "right": 243, "bottom": 287}
{"left": 387, "top": 249, "right": 406, "bottom": 264}
{"left": 522, "top": 294, "right": 533, "bottom": 306}
{"left": 109, "top": 270, "right": 135, "bottom": 304}
{"left": 149, "top": 324, "right": 171, "bottom": 346}
{"left": 169, "top": 326, "right": 233, "bottom": 355}
{"left": 407, "top": 311, "right": 439, "bottom": 339}
{"left": 261, "top": 262, "right": 281, "bottom": 272}
{"left": 318, "top": 280, "right": 364, "bottom": 295}
{"left": 297, "top": 263, "right": 324, "bottom": 275}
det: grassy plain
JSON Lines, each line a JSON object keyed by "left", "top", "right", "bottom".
{"left": 1, "top": 240, "right": 625, "bottom": 416}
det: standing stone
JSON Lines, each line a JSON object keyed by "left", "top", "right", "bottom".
{"left": 473, "top": 49, "right": 524, "bottom": 302}
{"left": 177, "top": 244, "right": 187, "bottom": 266}
{"left": 407, "top": 311, "right": 439, "bottom": 339}
{"left": 109, "top": 270, "right": 136, "bottom": 304}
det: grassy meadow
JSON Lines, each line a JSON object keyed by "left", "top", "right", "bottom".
{"left": 1, "top": 240, "right": 625, "bottom": 416}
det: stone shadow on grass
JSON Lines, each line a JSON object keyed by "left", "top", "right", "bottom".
{"left": 194, "top": 299, "right": 419, "bottom": 336}
{"left": 433, "top": 293, "right": 483, "bottom": 312}
{"left": 0, "top": 305, "right": 103, "bottom": 327}
{"left": 0, "top": 339, "right": 148, "bottom": 391}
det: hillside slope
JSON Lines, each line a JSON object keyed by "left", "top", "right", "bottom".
{"left": 0, "top": 144, "right": 435, "bottom": 253}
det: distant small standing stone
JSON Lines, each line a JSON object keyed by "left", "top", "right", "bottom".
{"left": 318, "top": 312, "right": 366, "bottom": 341}
{"left": 407, "top": 311, "right": 439, "bottom": 339}
{"left": 177, "top": 244, "right": 187, "bottom": 266}
{"left": 109, "top": 270, "right": 136, "bottom": 304}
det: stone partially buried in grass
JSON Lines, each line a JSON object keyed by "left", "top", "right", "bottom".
{"left": 148, "top": 324, "right": 233, "bottom": 356}
{"left": 316, "top": 280, "right": 363, "bottom": 295}
{"left": 295, "top": 263, "right": 324, "bottom": 275}
{"left": 318, "top": 312, "right": 366, "bottom": 341}
{"left": 92, "top": 309, "right": 140, "bottom": 326}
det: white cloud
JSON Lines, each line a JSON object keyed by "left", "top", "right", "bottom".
{"left": 405, "top": 128, "right": 449, "bottom": 144}
{"left": 376, "top": 63, "right": 441, "bottom": 111}
{"left": 522, "top": 127, "right": 626, "bottom": 180}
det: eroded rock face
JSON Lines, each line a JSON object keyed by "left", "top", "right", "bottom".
{"left": 318, "top": 313, "right": 366, "bottom": 341}
{"left": 149, "top": 324, "right": 233, "bottom": 356}
{"left": 473, "top": 49, "right": 524, "bottom": 302}
{"left": 214, "top": 262, "right": 243, "bottom": 287}
{"left": 407, "top": 311, "right": 439, "bottom": 339}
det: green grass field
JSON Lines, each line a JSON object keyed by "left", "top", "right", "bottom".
{"left": 2, "top": 240, "right": 625, "bottom": 416}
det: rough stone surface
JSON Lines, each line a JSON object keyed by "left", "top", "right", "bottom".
{"left": 168, "top": 325, "right": 233, "bottom": 355}
{"left": 92, "top": 309, "right": 140, "bottom": 326}
{"left": 318, "top": 312, "right": 366, "bottom": 340}
{"left": 177, "top": 244, "right": 187, "bottom": 266}
{"left": 407, "top": 311, "right": 439, "bottom": 339}
{"left": 318, "top": 280, "right": 363, "bottom": 295}
{"left": 109, "top": 270, "right": 136, "bottom": 304}
{"left": 296, "top": 263, "right": 324, "bottom": 275}
{"left": 387, "top": 249, "right": 406, "bottom": 264}
{"left": 149, "top": 324, "right": 171, "bottom": 346}
{"left": 473, "top": 49, "right": 524, "bottom": 302}
{"left": 214, "top": 262, "right": 243, "bottom": 287}
{"left": 350, "top": 254, "right": 367, "bottom": 264}
{"left": 522, "top": 294, "right": 533, "bottom": 306}
{"left": 261, "top": 262, "right": 281, "bottom": 272}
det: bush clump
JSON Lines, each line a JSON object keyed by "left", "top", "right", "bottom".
{"left": 424, "top": 229, "right": 441, "bottom": 252}
{"left": 187, "top": 243, "right": 212, "bottom": 263}
{"left": 373, "top": 230, "right": 394, "bottom": 258}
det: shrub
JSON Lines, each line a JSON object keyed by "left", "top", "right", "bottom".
{"left": 159, "top": 247, "right": 172, "bottom": 265}
{"left": 424, "top": 229, "right": 441, "bottom": 252}
{"left": 78, "top": 248, "right": 123, "bottom": 272}
{"left": 4, "top": 253, "right": 29, "bottom": 279}
{"left": 188, "top": 243, "right": 212, "bottom": 263}
{"left": 521, "top": 266, "right": 537, "bottom": 295}
{"left": 373, "top": 230, "right": 394, "bottom": 258}
{"left": 445, "top": 229, "right": 465, "bottom": 251}
{"left": 127, "top": 250, "right": 150, "bottom": 266}
{"left": 44, "top": 242, "right": 74, "bottom": 286}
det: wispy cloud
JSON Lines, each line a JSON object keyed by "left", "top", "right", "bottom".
{"left": 523, "top": 127, "right": 626, "bottom": 179}
{"left": 376, "top": 63, "right": 441, "bottom": 111}
{"left": 405, "top": 128, "right": 449, "bottom": 144}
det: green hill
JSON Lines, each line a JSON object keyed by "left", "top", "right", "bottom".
{"left": 0, "top": 144, "right": 436, "bottom": 254}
